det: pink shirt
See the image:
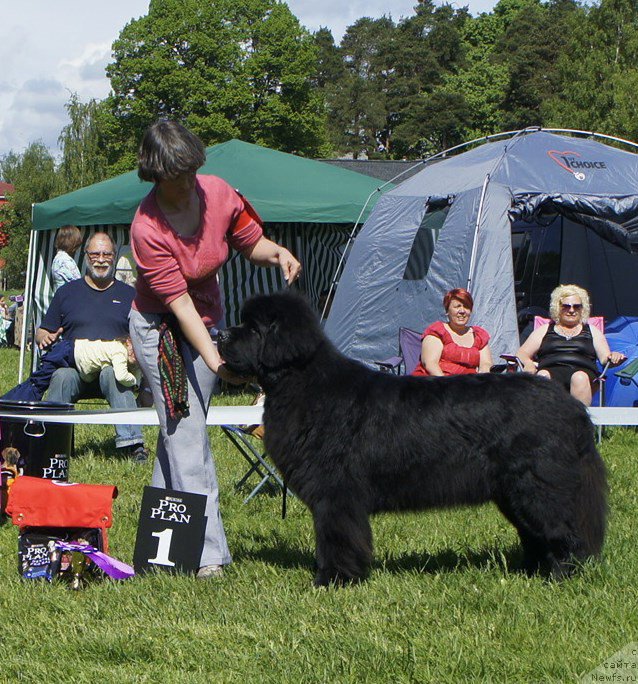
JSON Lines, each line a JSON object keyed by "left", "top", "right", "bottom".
{"left": 131, "top": 175, "right": 263, "bottom": 327}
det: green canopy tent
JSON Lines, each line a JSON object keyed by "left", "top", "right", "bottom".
{"left": 23, "top": 139, "right": 390, "bottom": 375}
{"left": 32, "top": 139, "right": 388, "bottom": 228}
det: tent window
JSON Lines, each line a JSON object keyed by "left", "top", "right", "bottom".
{"left": 402, "top": 207, "right": 448, "bottom": 281}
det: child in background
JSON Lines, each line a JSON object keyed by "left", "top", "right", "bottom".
{"left": 0, "top": 296, "right": 11, "bottom": 346}
{"left": 51, "top": 225, "right": 82, "bottom": 292}
{"left": 2, "top": 337, "right": 140, "bottom": 403}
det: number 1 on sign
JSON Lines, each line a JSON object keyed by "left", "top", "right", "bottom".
{"left": 148, "top": 528, "right": 175, "bottom": 566}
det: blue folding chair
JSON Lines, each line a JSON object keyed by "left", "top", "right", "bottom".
{"left": 375, "top": 327, "right": 423, "bottom": 375}
{"left": 220, "top": 393, "right": 291, "bottom": 517}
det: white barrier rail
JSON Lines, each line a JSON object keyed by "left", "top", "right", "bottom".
{"left": 0, "top": 405, "right": 635, "bottom": 427}
{"left": 588, "top": 407, "right": 638, "bottom": 426}
{"left": 0, "top": 405, "right": 264, "bottom": 426}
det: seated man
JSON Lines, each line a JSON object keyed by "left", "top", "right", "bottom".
{"left": 36, "top": 232, "right": 148, "bottom": 462}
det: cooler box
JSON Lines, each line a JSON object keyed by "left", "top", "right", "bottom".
{"left": 6, "top": 476, "right": 118, "bottom": 580}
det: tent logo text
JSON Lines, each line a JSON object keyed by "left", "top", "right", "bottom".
{"left": 547, "top": 149, "right": 607, "bottom": 181}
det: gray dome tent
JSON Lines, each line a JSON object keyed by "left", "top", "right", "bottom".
{"left": 325, "top": 128, "right": 638, "bottom": 363}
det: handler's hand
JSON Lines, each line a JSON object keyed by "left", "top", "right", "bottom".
{"left": 216, "top": 363, "right": 251, "bottom": 386}
{"left": 608, "top": 351, "right": 626, "bottom": 366}
{"left": 278, "top": 248, "right": 302, "bottom": 285}
{"left": 38, "top": 327, "right": 63, "bottom": 350}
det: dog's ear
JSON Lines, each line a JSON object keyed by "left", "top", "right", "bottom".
{"left": 259, "top": 317, "right": 321, "bottom": 370}
{"left": 251, "top": 293, "right": 323, "bottom": 371}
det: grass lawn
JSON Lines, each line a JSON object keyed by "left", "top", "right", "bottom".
{"left": 0, "top": 345, "right": 637, "bottom": 683}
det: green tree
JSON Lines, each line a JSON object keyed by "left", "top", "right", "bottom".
{"left": 393, "top": 90, "right": 471, "bottom": 156}
{"left": 311, "top": 27, "right": 345, "bottom": 156}
{"left": 106, "top": 0, "right": 327, "bottom": 160}
{"left": 240, "top": 3, "right": 328, "bottom": 154}
{"left": 58, "top": 93, "right": 109, "bottom": 192}
{"left": 312, "top": 27, "right": 345, "bottom": 89}
{"left": 0, "top": 143, "right": 58, "bottom": 287}
{"left": 496, "top": 0, "right": 581, "bottom": 130}
{"left": 441, "top": 10, "right": 509, "bottom": 140}
{"left": 389, "top": 1, "right": 470, "bottom": 157}
{"left": 325, "top": 17, "right": 395, "bottom": 158}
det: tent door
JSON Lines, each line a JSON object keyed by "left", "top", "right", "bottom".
{"left": 511, "top": 214, "right": 638, "bottom": 324}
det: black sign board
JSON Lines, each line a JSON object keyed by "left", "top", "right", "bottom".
{"left": 133, "top": 486, "right": 207, "bottom": 575}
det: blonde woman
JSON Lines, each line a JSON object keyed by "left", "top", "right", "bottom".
{"left": 517, "top": 284, "right": 625, "bottom": 405}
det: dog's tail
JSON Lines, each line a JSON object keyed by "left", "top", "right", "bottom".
{"left": 576, "top": 434, "right": 608, "bottom": 558}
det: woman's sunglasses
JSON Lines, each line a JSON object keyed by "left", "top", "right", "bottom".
{"left": 561, "top": 303, "right": 583, "bottom": 311}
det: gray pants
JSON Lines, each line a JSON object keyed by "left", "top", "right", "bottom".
{"left": 129, "top": 309, "right": 231, "bottom": 567}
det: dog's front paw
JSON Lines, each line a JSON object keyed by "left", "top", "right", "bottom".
{"left": 313, "top": 568, "right": 359, "bottom": 588}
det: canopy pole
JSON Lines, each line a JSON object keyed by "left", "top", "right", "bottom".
{"left": 466, "top": 174, "right": 491, "bottom": 292}
{"left": 18, "top": 219, "right": 38, "bottom": 382}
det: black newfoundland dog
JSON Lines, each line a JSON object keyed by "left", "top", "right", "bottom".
{"left": 217, "top": 292, "right": 607, "bottom": 587}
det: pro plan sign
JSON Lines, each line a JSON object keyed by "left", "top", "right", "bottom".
{"left": 547, "top": 149, "right": 608, "bottom": 181}
{"left": 41, "top": 454, "right": 68, "bottom": 480}
{"left": 133, "top": 486, "right": 207, "bottom": 574}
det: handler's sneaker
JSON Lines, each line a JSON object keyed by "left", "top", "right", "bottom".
{"left": 129, "top": 444, "right": 149, "bottom": 463}
{"left": 196, "top": 564, "right": 224, "bottom": 580}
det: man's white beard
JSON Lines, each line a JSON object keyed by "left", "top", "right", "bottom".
{"left": 87, "top": 262, "right": 115, "bottom": 283}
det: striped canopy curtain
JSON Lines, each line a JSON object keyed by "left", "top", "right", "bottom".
{"left": 32, "top": 222, "right": 353, "bottom": 333}
{"left": 220, "top": 222, "right": 351, "bottom": 326}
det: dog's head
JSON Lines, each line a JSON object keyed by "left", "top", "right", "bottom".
{"left": 217, "top": 291, "right": 325, "bottom": 379}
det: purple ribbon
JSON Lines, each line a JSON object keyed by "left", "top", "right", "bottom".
{"left": 55, "top": 541, "right": 135, "bottom": 580}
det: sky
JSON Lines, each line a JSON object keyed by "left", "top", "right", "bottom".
{"left": 0, "top": 0, "right": 497, "bottom": 161}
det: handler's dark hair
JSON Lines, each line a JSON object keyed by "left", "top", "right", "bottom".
{"left": 137, "top": 120, "right": 206, "bottom": 183}
{"left": 55, "top": 225, "right": 82, "bottom": 255}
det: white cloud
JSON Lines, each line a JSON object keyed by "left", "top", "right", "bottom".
{"left": 289, "top": 0, "right": 499, "bottom": 40}
{"left": 290, "top": 0, "right": 416, "bottom": 40}
{"left": 0, "top": 78, "right": 68, "bottom": 154}
{"left": 0, "top": 0, "right": 150, "bottom": 157}
{"left": 58, "top": 42, "right": 114, "bottom": 100}
{"left": 0, "top": 24, "right": 31, "bottom": 89}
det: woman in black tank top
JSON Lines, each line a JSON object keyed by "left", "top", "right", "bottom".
{"left": 517, "top": 284, "right": 625, "bottom": 405}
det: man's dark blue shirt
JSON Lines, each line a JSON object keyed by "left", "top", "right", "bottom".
{"left": 41, "top": 278, "right": 134, "bottom": 341}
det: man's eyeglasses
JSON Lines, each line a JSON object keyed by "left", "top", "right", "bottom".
{"left": 86, "top": 250, "right": 115, "bottom": 260}
{"left": 561, "top": 303, "right": 583, "bottom": 311}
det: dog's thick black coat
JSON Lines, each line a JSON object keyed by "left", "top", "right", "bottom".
{"left": 218, "top": 292, "right": 607, "bottom": 586}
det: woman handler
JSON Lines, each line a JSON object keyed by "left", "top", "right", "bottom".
{"left": 129, "top": 120, "right": 301, "bottom": 579}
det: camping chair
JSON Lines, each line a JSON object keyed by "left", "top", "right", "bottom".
{"left": 374, "top": 327, "right": 422, "bottom": 376}
{"left": 614, "top": 357, "right": 638, "bottom": 386}
{"left": 220, "top": 393, "right": 290, "bottom": 518}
